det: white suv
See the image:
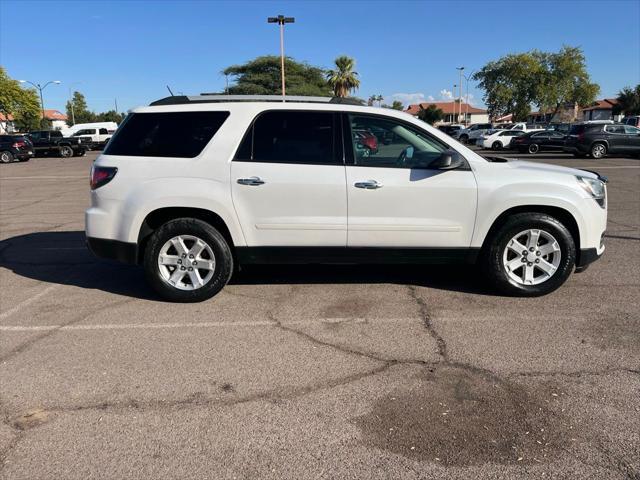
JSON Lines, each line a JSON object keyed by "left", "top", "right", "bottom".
{"left": 86, "top": 95, "right": 607, "bottom": 302}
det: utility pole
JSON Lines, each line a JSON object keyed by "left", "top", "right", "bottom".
{"left": 464, "top": 70, "right": 476, "bottom": 126}
{"left": 114, "top": 98, "right": 118, "bottom": 114}
{"left": 19, "top": 79, "right": 61, "bottom": 126}
{"left": 452, "top": 84, "right": 457, "bottom": 124}
{"left": 267, "top": 15, "right": 295, "bottom": 98}
{"left": 456, "top": 67, "right": 465, "bottom": 123}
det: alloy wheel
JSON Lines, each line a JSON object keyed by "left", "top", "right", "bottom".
{"left": 591, "top": 144, "right": 606, "bottom": 159}
{"left": 502, "top": 229, "right": 561, "bottom": 286}
{"left": 157, "top": 235, "right": 216, "bottom": 290}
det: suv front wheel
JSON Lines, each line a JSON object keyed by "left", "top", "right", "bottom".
{"left": 144, "top": 218, "right": 233, "bottom": 302}
{"left": 482, "top": 213, "right": 576, "bottom": 296}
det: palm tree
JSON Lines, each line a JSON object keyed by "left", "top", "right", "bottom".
{"left": 375, "top": 94, "right": 384, "bottom": 107}
{"left": 326, "top": 56, "right": 360, "bottom": 98}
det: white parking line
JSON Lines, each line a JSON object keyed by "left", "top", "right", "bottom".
{"left": 0, "top": 317, "right": 418, "bottom": 332}
{"left": 0, "top": 284, "right": 60, "bottom": 321}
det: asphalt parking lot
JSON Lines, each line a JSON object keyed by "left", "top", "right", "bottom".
{"left": 0, "top": 150, "right": 638, "bottom": 479}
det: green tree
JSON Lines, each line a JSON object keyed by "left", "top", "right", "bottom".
{"left": 95, "top": 110, "right": 124, "bottom": 123}
{"left": 474, "top": 46, "right": 599, "bottom": 122}
{"left": 66, "top": 91, "right": 96, "bottom": 125}
{"left": 223, "top": 56, "right": 329, "bottom": 96}
{"left": 417, "top": 104, "right": 444, "bottom": 125}
{"left": 326, "top": 55, "right": 360, "bottom": 98}
{"left": 0, "top": 67, "right": 41, "bottom": 131}
{"left": 615, "top": 84, "right": 640, "bottom": 115}
{"left": 390, "top": 100, "right": 404, "bottom": 110}
{"left": 534, "top": 46, "right": 600, "bottom": 121}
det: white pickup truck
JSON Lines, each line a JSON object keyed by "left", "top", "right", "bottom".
{"left": 72, "top": 127, "right": 117, "bottom": 150}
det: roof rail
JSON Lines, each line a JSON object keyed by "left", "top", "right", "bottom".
{"left": 149, "top": 95, "right": 364, "bottom": 107}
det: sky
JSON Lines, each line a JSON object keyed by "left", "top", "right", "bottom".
{"left": 1, "top": 0, "right": 639, "bottom": 114}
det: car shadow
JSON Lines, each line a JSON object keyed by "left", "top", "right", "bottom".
{"left": 0, "top": 231, "right": 494, "bottom": 300}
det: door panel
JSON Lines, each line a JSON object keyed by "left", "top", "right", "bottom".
{"left": 346, "top": 167, "right": 477, "bottom": 247}
{"left": 230, "top": 110, "right": 347, "bottom": 247}
{"left": 231, "top": 162, "right": 347, "bottom": 246}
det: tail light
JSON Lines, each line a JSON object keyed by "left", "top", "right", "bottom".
{"left": 90, "top": 166, "right": 118, "bottom": 190}
{"left": 12, "top": 141, "right": 26, "bottom": 148}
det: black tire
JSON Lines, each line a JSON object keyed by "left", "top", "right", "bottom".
{"left": 0, "top": 151, "right": 14, "bottom": 163}
{"left": 481, "top": 213, "right": 576, "bottom": 297}
{"left": 590, "top": 142, "right": 607, "bottom": 159}
{"left": 573, "top": 152, "right": 587, "bottom": 158}
{"left": 144, "top": 218, "right": 233, "bottom": 302}
{"left": 459, "top": 134, "right": 469, "bottom": 144}
{"left": 528, "top": 144, "right": 539, "bottom": 154}
{"left": 74, "top": 149, "right": 87, "bottom": 157}
{"left": 59, "top": 145, "right": 73, "bottom": 158}
{"left": 492, "top": 141, "right": 502, "bottom": 150}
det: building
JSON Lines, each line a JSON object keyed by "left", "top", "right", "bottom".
{"left": 581, "top": 98, "right": 623, "bottom": 122}
{"left": 43, "top": 110, "right": 68, "bottom": 130}
{"left": 527, "top": 103, "right": 580, "bottom": 124}
{"left": 404, "top": 101, "right": 489, "bottom": 125}
{"left": 0, "top": 113, "right": 16, "bottom": 134}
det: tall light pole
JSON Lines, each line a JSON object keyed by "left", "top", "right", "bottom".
{"left": 463, "top": 70, "right": 476, "bottom": 126}
{"left": 456, "top": 67, "right": 465, "bottom": 123}
{"left": 19, "top": 79, "right": 61, "bottom": 125}
{"left": 452, "top": 84, "right": 457, "bottom": 124}
{"left": 267, "top": 15, "right": 295, "bottom": 98}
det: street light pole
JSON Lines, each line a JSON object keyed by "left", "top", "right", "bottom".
{"left": 463, "top": 70, "right": 476, "bottom": 126}
{"left": 456, "top": 67, "right": 465, "bottom": 123}
{"left": 268, "top": 15, "right": 295, "bottom": 98}
{"left": 452, "top": 84, "right": 457, "bottom": 124}
{"left": 19, "top": 79, "right": 61, "bottom": 126}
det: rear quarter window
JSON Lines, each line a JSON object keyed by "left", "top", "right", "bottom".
{"left": 104, "top": 111, "right": 229, "bottom": 158}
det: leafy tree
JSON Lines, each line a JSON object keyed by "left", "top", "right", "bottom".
{"left": 0, "top": 67, "right": 41, "bottom": 131}
{"left": 95, "top": 110, "right": 124, "bottom": 123}
{"left": 615, "top": 84, "right": 640, "bottom": 115}
{"left": 326, "top": 55, "right": 360, "bottom": 98}
{"left": 66, "top": 91, "right": 96, "bottom": 125}
{"left": 534, "top": 46, "right": 599, "bottom": 121}
{"left": 367, "top": 95, "right": 376, "bottom": 106}
{"left": 223, "top": 56, "right": 330, "bottom": 96}
{"left": 417, "top": 104, "right": 444, "bottom": 125}
{"left": 474, "top": 46, "right": 599, "bottom": 122}
{"left": 390, "top": 100, "right": 404, "bottom": 110}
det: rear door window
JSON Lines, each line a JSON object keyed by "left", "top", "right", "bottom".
{"left": 104, "top": 111, "right": 229, "bottom": 157}
{"left": 235, "top": 110, "right": 339, "bottom": 165}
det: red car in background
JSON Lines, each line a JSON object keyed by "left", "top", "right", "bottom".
{"left": 353, "top": 129, "right": 378, "bottom": 154}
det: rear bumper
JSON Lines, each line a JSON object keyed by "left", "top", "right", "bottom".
{"left": 87, "top": 237, "right": 137, "bottom": 264}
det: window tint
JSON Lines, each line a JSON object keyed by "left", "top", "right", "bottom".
{"left": 237, "top": 111, "right": 337, "bottom": 165}
{"left": 605, "top": 125, "right": 625, "bottom": 134}
{"left": 105, "top": 111, "right": 229, "bottom": 158}
{"left": 531, "top": 132, "right": 547, "bottom": 137}
{"left": 99, "top": 128, "right": 108, "bottom": 134}
{"left": 624, "top": 125, "right": 640, "bottom": 135}
{"left": 348, "top": 114, "right": 447, "bottom": 168}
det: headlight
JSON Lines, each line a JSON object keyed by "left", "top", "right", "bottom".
{"left": 577, "top": 176, "right": 606, "bottom": 208}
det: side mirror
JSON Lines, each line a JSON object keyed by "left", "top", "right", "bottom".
{"left": 429, "top": 150, "right": 464, "bottom": 170}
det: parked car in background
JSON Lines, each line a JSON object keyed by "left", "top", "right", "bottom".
{"left": 86, "top": 94, "right": 607, "bottom": 302}
{"left": 477, "top": 129, "right": 525, "bottom": 150}
{"left": 564, "top": 123, "right": 640, "bottom": 158}
{"left": 27, "top": 130, "right": 87, "bottom": 157}
{"left": 512, "top": 130, "right": 567, "bottom": 154}
{"left": 353, "top": 129, "right": 378, "bottom": 155}
{"left": 72, "top": 127, "right": 116, "bottom": 149}
{"left": 453, "top": 123, "right": 493, "bottom": 143}
{"left": 437, "top": 124, "right": 465, "bottom": 136}
{"left": 509, "top": 122, "right": 546, "bottom": 133}
{"left": 622, "top": 116, "right": 640, "bottom": 128}
{"left": 62, "top": 121, "right": 119, "bottom": 137}
{"left": 0, "top": 135, "right": 34, "bottom": 163}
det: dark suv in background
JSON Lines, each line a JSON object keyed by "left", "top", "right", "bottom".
{"left": 0, "top": 135, "right": 34, "bottom": 163}
{"left": 564, "top": 123, "right": 640, "bottom": 158}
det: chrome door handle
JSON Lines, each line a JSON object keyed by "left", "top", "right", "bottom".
{"left": 354, "top": 180, "right": 383, "bottom": 189}
{"left": 237, "top": 176, "right": 265, "bottom": 186}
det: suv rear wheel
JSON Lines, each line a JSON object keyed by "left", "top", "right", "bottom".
{"left": 591, "top": 143, "right": 607, "bottom": 159}
{"left": 144, "top": 218, "right": 233, "bottom": 302}
{"left": 59, "top": 145, "right": 73, "bottom": 158}
{"left": 0, "top": 151, "right": 14, "bottom": 163}
{"left": 459, "top": 134, "right": 469, "bottom": 143}
{"left": 482, "top": 213, "right": 576, "bottom": 296}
